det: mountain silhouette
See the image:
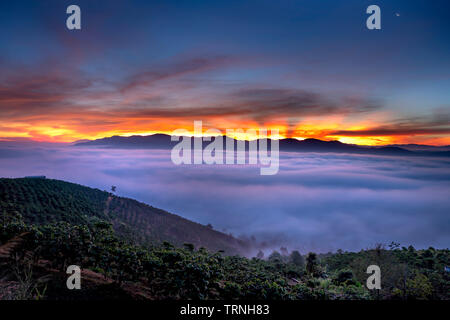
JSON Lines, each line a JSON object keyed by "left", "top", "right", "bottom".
{"left": 74, "top": 134, "right": 450, "bottom": 157}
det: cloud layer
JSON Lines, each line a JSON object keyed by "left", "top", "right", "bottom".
{"left": 1, "top": 144, "right": 449, "bottom": 253}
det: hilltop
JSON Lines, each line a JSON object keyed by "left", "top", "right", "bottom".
{"left": 0, "top": 178, "right": 247, "bottom": 255}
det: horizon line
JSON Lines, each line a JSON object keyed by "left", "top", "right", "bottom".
{"left": 2, "top": 133, "right": 450, "bottom": 148}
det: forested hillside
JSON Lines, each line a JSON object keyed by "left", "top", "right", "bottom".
{"left": 0, "top": 212, "right": 448, "bottom": 300}
{"left": 0, "top": 178, "right": 448, "bottom": 300}
{"left": 0, "top": 178, "right": 246, "bottom": 255}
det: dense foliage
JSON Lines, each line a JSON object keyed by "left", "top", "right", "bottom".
{"left": 1, "top": 210, "right": 448, "bottom": 300}
{"left": 0, "top": 178, "right": 245, "bottom": 255}
{"left": 0, "top": 178, "right": 448, "bottom": 300}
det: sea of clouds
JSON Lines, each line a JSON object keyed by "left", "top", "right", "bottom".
{"left": 0, "top": 143, "right": 449, "bottom": 253}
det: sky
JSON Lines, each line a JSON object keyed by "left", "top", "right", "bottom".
{"left": 1, "top": 145, "right": 449, "bottom": 252}
{"left": 0, "top": 0, "right": 449, "bottom": 145}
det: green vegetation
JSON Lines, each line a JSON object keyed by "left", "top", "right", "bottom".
{"left": 0, "top": 178, "right": 449, "bottom": 300}
{"left": 0, "top": 178, "right": 246, "bottom": 255}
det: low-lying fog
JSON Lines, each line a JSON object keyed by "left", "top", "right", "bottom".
{"left": 1, "top": 143, "right": 449, "bottom": 253}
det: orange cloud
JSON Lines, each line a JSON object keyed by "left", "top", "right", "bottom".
{"left": 0, "top": 57, "right": 448, "bottom": 146}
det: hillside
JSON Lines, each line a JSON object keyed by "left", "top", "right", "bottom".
{"left": 0, "top": 178, "right": 247, "bottom": 255}
{"left": 1, "top": 218, "right": 448, "bottom": 300}
{"left": 0, "top": 178, "right": 448, "bottom": 300}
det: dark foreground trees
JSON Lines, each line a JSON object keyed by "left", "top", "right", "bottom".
{"left": 1, "top": 212, "right": 449, "bottom": 300}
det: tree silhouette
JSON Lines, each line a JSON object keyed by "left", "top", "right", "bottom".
{"left": 256, "top": 250, "right": 264, "bottom": 259}
{"left": 306, "top": 252, "right": 318, "bottom": 275}
{"left": 290, "top": 250, "right": 304, "bottom": 267}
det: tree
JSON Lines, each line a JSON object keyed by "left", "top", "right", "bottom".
{"left": 306, "top": 252, "right": 318, "bottom": 275}
{"left": 349, "top": 244, "right": 407, "bottom": 299}
{"left": 183, "top": 243, "right": 195, "bottom": 252}
{"left": 290, "top": 250, "right": 304, "bottom": 268}
{"left": 388, "top": 241, "right": 401, "bottom": 250}
{"left": 335, "top": 269, "right": 354, "bottom": 284}
{"left": 256, "top": 250, "right": 264, "bottom": 260}
{"left": 406, "top": 273, "right": 432, "bottom": 300}
{"left": 268, "top": 251, "right": 282, "bottom": 262}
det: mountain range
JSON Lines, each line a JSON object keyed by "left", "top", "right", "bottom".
{"left": 74, "top": 134, "right": 450, "bottom": 157}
